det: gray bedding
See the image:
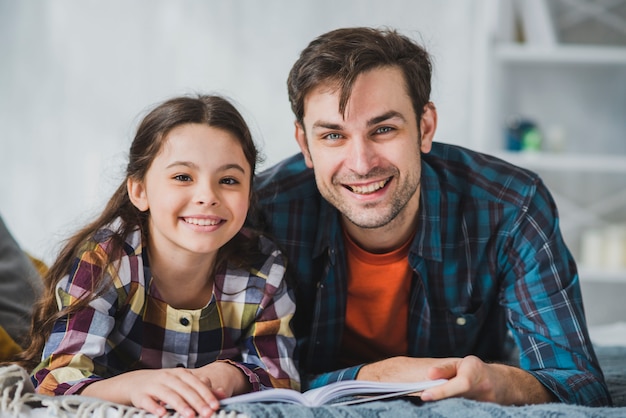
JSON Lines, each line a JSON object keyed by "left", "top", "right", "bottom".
{"left": 225, "top": 345, "right": 626, "bottom": 417}
{"left": 1, "top": 346, "right": 624, "bottom": 418}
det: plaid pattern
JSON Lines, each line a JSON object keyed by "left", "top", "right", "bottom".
{"left": 32, "top": 225, "right": 299, "bottom": 395}
{"left": 253, "top": 142, "right": 611, "bottom": 406}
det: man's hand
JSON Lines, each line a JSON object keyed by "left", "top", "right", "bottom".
{"left": 357, "top": 356, "right": 556, "bottom": 405}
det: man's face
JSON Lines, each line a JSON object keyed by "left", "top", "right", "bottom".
{"left": 296, "top": 66, "right": 435, "bottom": 248}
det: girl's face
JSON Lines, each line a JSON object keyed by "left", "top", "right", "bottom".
{"left": 128, "top": 123, "right": 251, "bottom": 261}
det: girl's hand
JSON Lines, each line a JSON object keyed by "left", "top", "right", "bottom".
{"left": 81, "top": 368, "right": 222, "bottom": 418}
{"left": 189, "top": 361, "right": 252, "bottom": 398}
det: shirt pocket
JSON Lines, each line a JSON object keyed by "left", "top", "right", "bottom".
{"left": 430, "top": 301, "right": 486, "bottom": 357}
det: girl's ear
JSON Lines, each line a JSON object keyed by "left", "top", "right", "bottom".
{"left": 127, "top": 178, "right": 149, "bottom": 211}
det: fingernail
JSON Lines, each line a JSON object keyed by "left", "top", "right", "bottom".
{"left": 421, "top": 391, "right": 433, "bottom": 401}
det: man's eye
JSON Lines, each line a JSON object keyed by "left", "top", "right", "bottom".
{"left": 173, "top": 174, "right": 192, "bottom": 182}
{"left": 324, "top": 133, "right": 342, "bottom": 141}
{"left": 375, "top": 126, "right": 394, "bottom": 134}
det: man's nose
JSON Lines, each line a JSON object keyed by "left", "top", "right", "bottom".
{"left": 347, "top": 137, "right": 378, "bottom": 175}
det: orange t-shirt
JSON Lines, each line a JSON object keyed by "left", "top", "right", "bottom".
{"left": 339, "top": 231, "right": 412, "bottom": 367}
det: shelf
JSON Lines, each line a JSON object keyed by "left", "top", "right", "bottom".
{"left": 578, "top": 266, "right": 626, "bottom": 283}
{"left": 491, "top": 151, "right": 626, "bottom": 173}
{"left": 494, "top": 44, "right": 626, "bottom": 65}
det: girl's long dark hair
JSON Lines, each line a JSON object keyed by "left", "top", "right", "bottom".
{"left": 13, "top": 94, "right": 262, "bottom": 371}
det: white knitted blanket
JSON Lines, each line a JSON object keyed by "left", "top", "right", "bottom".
{"left": 0, "top": 365, "right": 245, "bottom": 418}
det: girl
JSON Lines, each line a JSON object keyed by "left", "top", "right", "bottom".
{"left": 15, "top": 95, "right": 299, "bottom": 417}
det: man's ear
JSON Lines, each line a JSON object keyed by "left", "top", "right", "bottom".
{"left": 419, "top": 102, "right": 437, "bottom": 154}
{"left": 127, "top": 178, "right": 149, "bottom": 211}
{"left": 294, "top": 121, "right": 314, "bottom": 168}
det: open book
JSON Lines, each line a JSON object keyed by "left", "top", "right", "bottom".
{"left": 220, "top": 378, "right": 447, "bottom": 407}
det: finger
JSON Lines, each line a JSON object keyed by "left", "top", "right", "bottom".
{"left": 150, "top": 389, "right": 196, "bottom": 418}
{"left": 133, "top": 395, "right": 172, "bottom": 418}
{"left": 421, "top": 375, "right": 472, "bottom": 402}
{"left": 212, "top": 387, "right": 228, "bottom": 400}
{"left": 184, "top": 373, "right": 220, "bottom": 407}
{"left": 427, "top": 359, "right": 460, "bottom": 380}
{"left": 168, "top": 371, "right": 220, "bottom": 417}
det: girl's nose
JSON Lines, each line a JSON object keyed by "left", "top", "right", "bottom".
{"left": 195, "top": 183, "right": 219, "bottom": 207}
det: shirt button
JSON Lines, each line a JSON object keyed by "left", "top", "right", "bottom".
{"left": 456, "top": 317, "right": 467, "bottom": 326}
{"left": 180, "top": 317, "right": 190, "bottom": 326}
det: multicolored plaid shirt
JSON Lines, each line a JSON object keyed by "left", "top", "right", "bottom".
{"left": 252, "top": 142, "right": 611, "bottom": 406}
{"left": 32, "top": 224, "right": 299, "bottom": 395}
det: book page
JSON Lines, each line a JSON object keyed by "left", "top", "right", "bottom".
{"left": 304, "top": 379, "right": 447, "bottom": 405}
{"left": 220, "top": 379, "right": 447, "bottom": 407}
{"left": 220, "top": 388, "right": 312, "bottom": 406}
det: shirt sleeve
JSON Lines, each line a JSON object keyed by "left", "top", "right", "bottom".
{"left": 303, "top": 365, "right": 361, "bottom": 391}
{"left": 231, "top": 245, "right": 300, "bottom": 391}
{"left": 32, "top": 244, "right": 119, "bottom": 396}
{"left": 501, "top": 178, "right": 612, "bottom": 406}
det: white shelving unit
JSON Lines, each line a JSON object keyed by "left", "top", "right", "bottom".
{"left": 492, "top": 151, "right": 626, "bottom": 174}
{"left": 495, "top": 43, "right": 626, "bottom": 64}
{"left": 473, "top": 0, "right": 626, "bottom": 283}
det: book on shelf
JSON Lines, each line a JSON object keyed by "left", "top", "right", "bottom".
{"left": 514, "top": 0, "right": 557, "bottom": 46}
{"left": 220, "top": 378, "right": 447, "bottom": 407}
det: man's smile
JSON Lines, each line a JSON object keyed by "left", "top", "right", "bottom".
{"left": 343, "top": 177, "right": 392, "bottom": 195}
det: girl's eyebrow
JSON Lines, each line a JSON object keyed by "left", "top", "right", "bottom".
{"left": 166, "top": 161, "right": 247, "bottom": 174}
{"left": 219, "top": 163, "right": 247, "bottom": 174}
{"left": 166, "top": 161, "right": 197, "bottom": 169}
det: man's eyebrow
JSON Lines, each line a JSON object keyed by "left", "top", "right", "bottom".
{"left": 367, "top": 111, "right": 406, "bottom": 127}
{"left": 311, "top": 121, "right": 343, "bottom": 131}
{"left": 310, "top": 111, "right": 406, "bottom": 131}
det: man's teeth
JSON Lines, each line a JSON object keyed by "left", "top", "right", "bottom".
{"left": 184, "top": 218, "right": 220, "bottom": 226}
{"left": 349, "top": 180, "right": 387, "bottom": 195}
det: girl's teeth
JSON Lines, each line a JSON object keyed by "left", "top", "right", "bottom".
{"left": 185, "top": 218, "right": 220, "bottom": 226}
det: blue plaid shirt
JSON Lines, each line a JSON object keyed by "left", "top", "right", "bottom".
{"left": 252, "top": 142, "right": 611, "bottom": 406}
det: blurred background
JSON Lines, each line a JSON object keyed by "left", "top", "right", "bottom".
{"left": 1, "top": 0, "right": 625, "bottom": 324}
{"left": 1, "top": 0, "right": 482, "bottom": 262}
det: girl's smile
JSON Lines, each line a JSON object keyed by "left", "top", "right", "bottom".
{"left": 128, "top": 123, "right": 251, "bottom": 262}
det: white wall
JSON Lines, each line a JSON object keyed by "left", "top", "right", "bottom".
{"left": 0, "top": 0, "right": 480, "bottom": 263}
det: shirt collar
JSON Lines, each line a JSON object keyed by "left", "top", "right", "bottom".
{"left": 413, "top": 159, "right": 442, "bottom": 262}
{"left": 313, "top": 198, "right": 341, "bottom": 259}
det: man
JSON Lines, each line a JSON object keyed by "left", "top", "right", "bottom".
{"left": 252, "top": 27, "right": 611, "bottom": 406}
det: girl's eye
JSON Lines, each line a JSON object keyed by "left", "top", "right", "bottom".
{"left": 220, "top": 177, "right": 240, "bottom": 185}
{"left": 173, "top": 174, "right": 192, "bottom": 182}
